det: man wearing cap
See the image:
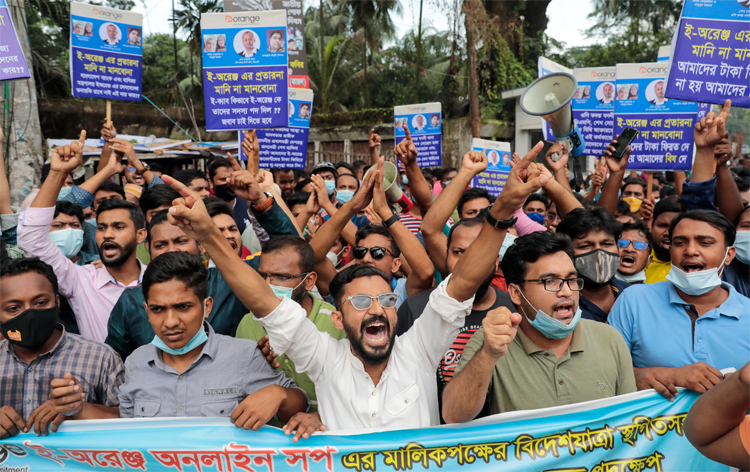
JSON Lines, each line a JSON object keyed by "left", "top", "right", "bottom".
{"left": 310, "top": 162, "right": 338, "bottom": 208}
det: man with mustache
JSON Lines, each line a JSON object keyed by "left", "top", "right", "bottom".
{"left": 645, "top": 197, "right": 687, "bottom": 283}
{"left": 443, "top": 231, "right": 635, "bottom": 421}
{"left": 161, "top": 148, "right": 548, "bottom": 431}
{"left": 18, "top": 132, "right": 147, "bottom": 343}
{"left": 609, "top": 210, "right": 749, "bottom": 400}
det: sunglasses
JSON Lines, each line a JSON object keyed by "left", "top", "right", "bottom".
{"left": 617, "top": 239, "right": 649, "bottom": 251}
{"left": 344, "top": 293, "right": 399, "bottom": 310}
{"left": 352, "top": 246, "right": 394, "bottom": 260}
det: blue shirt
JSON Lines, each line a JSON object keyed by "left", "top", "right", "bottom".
{"left": 608, "top": 281, "right": 750, "bottom": 370}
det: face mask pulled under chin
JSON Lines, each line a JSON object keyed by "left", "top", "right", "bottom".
{"left": 517, "top": 289, "right": 581, "bottom": 340}
{"left": 574, "top": 248, "right": 621, "bottom": 285}
{"left": 213, "top": 184, "right": 236, "bottom": 201}
{"left": 0, "top": 305, "right": 60, "bottom": 349}
{"left": 666, "top": 248, "right": 731, "bottom": 296}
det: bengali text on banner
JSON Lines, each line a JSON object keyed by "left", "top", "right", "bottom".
{"left": 0, "top": 0, "right": 30, "bottom": 81}
{"left": 394, "top": 102, "right": 442, "bottom": 167}
{"left": 470, "top": 138, "right": 511, "bottom": 196}
{"left": 571, "top": 67, "right": 616, "bottom": 158}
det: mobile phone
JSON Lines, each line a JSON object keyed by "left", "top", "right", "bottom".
{"left": 612, "top": 128, "right": 639, "bottom": 159}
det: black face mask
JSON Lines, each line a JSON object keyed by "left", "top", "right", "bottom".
{"left": 214, "top": 184, "right": 236, "bottom": 202}
{"left": 1, "top": 305, "right": 60, "bottom": 349}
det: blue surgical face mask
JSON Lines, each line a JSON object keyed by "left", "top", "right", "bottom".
{"left": 614, "top": 270, "right": 646, "bottom": 284}
{"left": 526, "top": 211, "right": 546, "bottom": 225}
{"left": 150, "top": 302, "right": 209, "bottom": 355}
{"left": 401, "top": 175, "right": 409, "bottom": 186}
{"left": 270, "top": 275, "right": 307, "bottom": 301}
{"left": 336, "top": 189, "right": 354, "bottom": 205}
{"left": 57, "top": 186, "right": 73, "bottom": 201}
{"left": 666, "top": 248, "right": 731, "bottom": 296}
{"left": 518, "top": 288, "right": 581, "bottom": 340}
{"left": 49, "top": 228, "right": 84, "bottom": 259}
{"left": 324, "top": 180, "right": 335, "bottom": 195}
{"left": 499, "top": 233, "right": 517, "bottom": 261}
{"left": 735, "top": 231, "right": 749, "bottom": 265}
{"left": 85, "top": 217, "right": 96, "bottom": 225}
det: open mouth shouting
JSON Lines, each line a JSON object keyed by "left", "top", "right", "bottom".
{"left": 361, "top": 316, "right": 390, "bottom": 348}
{"left": 680, "top": 260, "right": 706, "bottom": 273}
{"left": 100, "top": 241, "right": 122, "bottom": 259}
{"left": 551, "top": 300, "right": 575, "bottom": 322}
{"left": 620, "top": 253, "right": 637, "bottom": 270}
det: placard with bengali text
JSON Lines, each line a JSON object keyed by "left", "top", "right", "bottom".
{"left": 394, "top": 102, "right": 442, "bottom": 167}
{"left": 0, "top": 0, "right": 30, "bottom": 81}
{"left": 470, "top": 139, "right": 511, "bottom": 196}
{"left": 572, "top": 67, "right": 616, "bottom": 158}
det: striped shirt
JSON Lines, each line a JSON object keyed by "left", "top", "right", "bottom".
{"left": 0, "top": 325, "right": 124, "bottom": 418}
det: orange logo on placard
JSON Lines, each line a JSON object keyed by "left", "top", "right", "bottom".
{"left": 93, "top": 8, "right": 100, "bottom": 14}
{"left": 225, "top": 15, "right": 233, "bottom": 22}
{"left": 639, "top": 66, "right": 647, "bottom": 73}
{"left": 6, "top": 330, "right": 21, "bottom": 341}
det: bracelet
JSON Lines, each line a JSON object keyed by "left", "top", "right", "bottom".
{"left": 485, "top": 212, "right": 517, "bottom": 230}
{"left": 251, "top": 192, "right": 274, "bottom": 213}
{"left": 383, "top": 213, "right": 400, "bottom": 228}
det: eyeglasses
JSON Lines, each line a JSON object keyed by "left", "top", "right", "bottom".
{"left": 352, "top": 246, "right": 394, "bottom": 260}
{"left": 522, "top": 277, "right": 585, "bottom": 292}
{"left": 344, "top": 293, "right": 400, "bottom": 311}
{"left": 127, "top": 166, "right": 136, "bottom": 173}
{"left": 257, "top": 271, "right": 309, "bottom": 286}
{"left": 617, "top": 239, "right": 649, "bottom": 251}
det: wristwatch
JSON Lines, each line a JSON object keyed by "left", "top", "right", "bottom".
{"left": 251, "top": 191, "right": 274, "bottom": 213}
{"left": 485, "top": 212, "right": 517, "bottom": 230}
{"left": 383, "top": 213, "right": 400, "bottom": 228}
{"left": 135, "top": 163, "right": 149, "bottom": 175}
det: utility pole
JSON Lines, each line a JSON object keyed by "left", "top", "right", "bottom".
{"left": 465, "top": 7, "right": 480, "bottom": 138}
{"left": 414, "top": 0, "right": 423, "bottom": 102}
{"left": 5, "top": 0, "right": 43, "bottom": 206}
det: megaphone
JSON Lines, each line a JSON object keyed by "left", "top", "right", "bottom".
{"left": 520, "top": 72, "right": 586, "bottom": 159}
{"left": 364, "top": 161, "right": 413, "bottom": 214}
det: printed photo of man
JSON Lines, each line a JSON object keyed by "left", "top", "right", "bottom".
{"left": 127, "top": 28, "right": 141, "bottom": 46}
{"left": 237, "top": 30, "right": 258, "bottom": 58}
{"left": 599, "top": 82, "right": 614, "bottom": 104}
{"left": 413, "top": 115, "right": 426, "bottom": 131}
{"left": 73, "top": 21, "right": 84, "bottom": 36}
{"left": 102, "top": 23, "right": 121, "bottom": 45}
{"left": 298, "top": 103, "right": 311, "bottom": 119}
{"left": 268, "top": 30, "right": 285, "bottom": 53}
{"left": 430, "top": 114, "right": 440, "bottom": 127}
{"left": 650, "top": 80, "right": 668, "bottom": 106}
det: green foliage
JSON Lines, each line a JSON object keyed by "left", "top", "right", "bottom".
{"left": 312, "top": 108, "right": 392, "bottom": 128}
{"left": 141, "top": 34, "right": 194, "bottom": 104}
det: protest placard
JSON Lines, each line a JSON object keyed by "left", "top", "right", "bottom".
{"left": 537, "top": 57, "right": 573, "bottom": 141}
{"left": 240, "top": 87, "right": 312, "bottom": 169}
{"left": 572, "top": 67, "right": 616, "bottom": 158}
{"left": 665, "top": 0, "right": 750, "bottom": 108}
{"left": 201, "top": 10, "right": 289, "bottom": 132}
{"left": 69, "top": 2, "right": 142, "bottom": 101}
{"left": 658, "top": 48, "right": 715, "bottom": 123}
{"left": 657, "top": 45, "right": 671, "bottom": 63}
{"left": 394, "top": 102, "right": 442, "bottom": 167}
{"left": 0, "top": 0, "right": 30, "bottom": 81}
{"left": 0, "top": 391, "right": 726, "bottom": 471}
{"left": 615, "top": 62, "right": 698, "bottom": 171}
{"left": 470, "top": 139, "right": 511, "bottom": 196}
{"left": 224, "top": 0, "right": 309, "bottom": 89}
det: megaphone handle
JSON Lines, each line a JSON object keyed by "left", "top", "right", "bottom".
{"left": 573, "top": 155, "right": 585, "bottom": 192}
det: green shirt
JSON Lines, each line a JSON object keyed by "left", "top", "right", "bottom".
{"left": 456, "top": 319, "right": 636, "bottom": 415}
{"left": 136, "top": 242, "right": 151, "bottom": 265}
{"left": 235, "top": 293, "right": 345, "bottom": 421}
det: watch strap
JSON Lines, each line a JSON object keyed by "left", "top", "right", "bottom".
{"left": 485, "top": 212, "right": 517, "bottom": 230}
{"left": 383, "top": 213, "right": 400, "bottom": 228}
{"left": 252, "top": 191, "right": 274, "bottom": 213}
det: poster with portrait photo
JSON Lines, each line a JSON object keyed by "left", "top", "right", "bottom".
{"left": 595, "top": 82, "right": 615, "bottom": 104}
{"left": 471, "top": 138, "right": 511, "bottom": 196}
{"left": 126, "top": 27, "right": 141, "bottom": 46}
{"left": 571, "top": 67, "right": 616, "bottom": 158}
{"left": 394, "top": 102, "right": 442, "bottom": 167}
{"left": 100, "top": 22, "right": 122, "bottom": 45}
{"left": 233, "top": 29, "right": 260, "bottom": 58}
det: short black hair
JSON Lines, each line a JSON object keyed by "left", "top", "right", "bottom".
{"left": 446, "top": 215, "right": 485, "bottom": 249}
{"left": 441, "top": 167, "right": 457, "bottom": 181}
{"left": 335, "top": 161, "right": 354, "bottom": 173}
{"left": 146, "top": 209, "right": 170, "bottom": 242}
{"left": 54, "top": 201, "right": 84, "bottom": 225}
{"left": 501, "top": 231, "right": 575, "bottom": 286}
{"left": 208, "top": 159, "right": 232, "bottom": 183}
{"left": 523, "top": 193, "right": 548, "bottom": 211}
{"left": 616, "top": 199, "right": 631, "bottom": 216}
{"left": 95, "top": 181, "right": 125, "bottom": 199}
{"left": 735, "top": 177, "right": 750, "bottom": 193}
{"left": 653, "top": 196, "right": 686, "bottom": 223}
{"left": 205, "top": 200, "right": 234, "bottom": 220}
{"left": 293, "top": 169, "right": 308, "bottom": 180}
{"left": 329, "top": 264, "right": 391, "bottom": 311}
{"left": 621, "top": 220, "right": 652, "bottom": 252}
{"left": 351, "top": 160, "right": 367, "bottom": 175}
{"left": 457, "top": 188, "right": 491, "bottom": 217}
{"left": 286, "top": 191, "right": 311, "bottom": 209}
{"left": 336, "top": 173, "right": 360, "bottom": 189}
{"left": 96, "top": 199, "right": 145, "bottom": 230}
{"left": 139, "top": 184, "right": 181, "bottom": 216}
{"left": 262, "top": 235, "right": 314, "bottom": 273}
{"left": 294, "top": 179, "right": 312, "bottom": 193}
{"left": 0, "top": 257, "right": 59, "bottom": 297}
{"left": 621, "top": 176, "right": 647, "bottom": 194}
{"left": 173, "top": 169, "right": 208, "bottom": 187}
{"left": 148, "top": 162, "right": 164, "bottom": 175}
{"left": 669, "top": 209, "right": 735, "bottom": 247}
{"left": 355, "top": 225, "right": 400, "bottom": 257}
{"left": 142, "top": 251, "right": 207, "bottom": 302}
{"left": 556, "top": 207, "right": 622, "bottom": 242}
{"left": 41, "top": 163, "right": 52, "bottom": 184}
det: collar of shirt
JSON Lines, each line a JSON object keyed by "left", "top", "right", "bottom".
{"left": 146, "top": 322, "right": 217, "bottom": 371}
{"left": 579, "top": 278, "right": 628, "bottom": 323}
{"left": 5, "top": 323, "right": 68, "bottom": 365}
{"left": 666, "top": 281, "right": 745, "bottom": 319}
{"left": 96, "top": 261, "right": 147, "bottom": 289}
{"left": 516, "top": 322, "right": 585, "bottom": 355}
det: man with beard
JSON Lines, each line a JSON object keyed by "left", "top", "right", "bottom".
{"left": 160, "top": 150, "right": 548, "bottom": 431}
{"left": 609, "top": 210, "right": 749, "bottom": 400}
{"left": 235, "top": 236, "right": 345, "bottom": 432}
{"left": 208, "top": 158, "right": 252, "bottom": 235}
{"left": 443, "top": 231, "right": 635, "bottom": 421}
{"left": 18, "top": 133, "right": 147, "bottom": 343}
{"left": 645, "top": 197, "right": 687, "bottom": 283}
{"left": 556, "top": 208, "right": 628, "bottom": 323}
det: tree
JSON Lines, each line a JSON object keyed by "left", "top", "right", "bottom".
{"left": 172, "top": 0, "right": 221, "bottom": 93}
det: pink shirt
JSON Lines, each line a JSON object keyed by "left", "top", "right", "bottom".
{"left": 17, "top": 206, "right": 146, "bottom": 342}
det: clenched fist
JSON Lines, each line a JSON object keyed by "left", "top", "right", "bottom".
{"left": 481, "top": 307, "right": 521, "bottom": 359}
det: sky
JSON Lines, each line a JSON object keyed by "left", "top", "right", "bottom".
{"left": 133, "top": 0, "right": 597, "bottom": 49}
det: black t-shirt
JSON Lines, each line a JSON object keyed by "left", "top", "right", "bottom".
{"left": 396, "top": 285, "right": 515, "bottom": 387}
